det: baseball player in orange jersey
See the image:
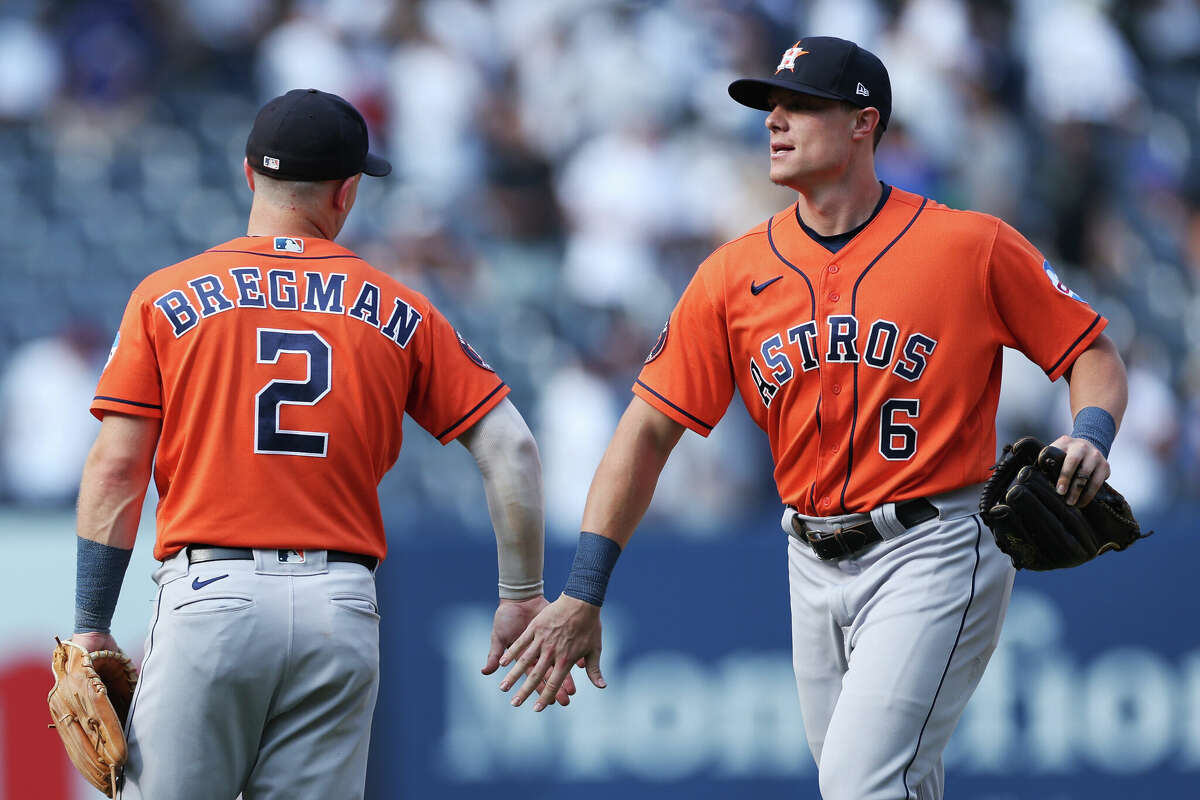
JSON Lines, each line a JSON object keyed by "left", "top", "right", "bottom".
{"left": 67, "top": 89, "right": 573, "bottom": 799}
{"left": 498, "top": 37, "right": 1129, "bottom": 799}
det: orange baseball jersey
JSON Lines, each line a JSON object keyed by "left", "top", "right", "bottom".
{"left": 92, "top": 235, "right": 509, "bottom": 561}
{"left": 635, "top": 186, "right": 1106, "bottom": 516}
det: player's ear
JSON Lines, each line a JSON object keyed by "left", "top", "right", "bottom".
{"left": 243, "top": 158, "right": 256, "bottom": 192}
{"left": 852, "top": 107, "right": 880, "bottom": 144}
{"left": 333, "top": 174, "right": 360, "bottom": 213}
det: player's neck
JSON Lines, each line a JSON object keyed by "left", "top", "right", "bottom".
{"left": 793, "top": 168, "right": 883, "bottom": 238}
{"left": 246, "top": 204, "right": 337, "bottom": 241}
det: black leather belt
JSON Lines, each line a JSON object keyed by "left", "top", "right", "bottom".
{"left": 187, "top": 545, "right": 377, "bottom": 571}
{"left": 789, "top": 498, "right": 938, "bottom": 560}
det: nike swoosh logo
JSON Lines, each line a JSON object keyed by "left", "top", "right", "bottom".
{"left": 192, "top": 574, "right": 229, "bottom": 590}
{"left": 750, "top": 276, "right": 783, "bottom": 295}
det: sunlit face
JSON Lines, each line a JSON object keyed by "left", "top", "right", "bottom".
{"left": 764, "top": 88, "right": 860, "bottom": 190}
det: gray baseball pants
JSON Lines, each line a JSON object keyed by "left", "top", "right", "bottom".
{"left": 118, "top": 548, "right": 381, "bottom": 799}
{"left": 786, "top": 484, "right": 1016, "bottom": 800}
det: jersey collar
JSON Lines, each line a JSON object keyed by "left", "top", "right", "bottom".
{"left": 794, "top": 182, "right": 892, "bottom": 254}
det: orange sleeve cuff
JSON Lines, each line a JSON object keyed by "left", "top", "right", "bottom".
{"left": 434, "top": 382, "right": 511, "bottom": 444}
{"left": 1044, "top": 313, "right": 1106, "bottom": 382}
{"left": 90, "top": 396, "right": 164, "bottom": 421}
{"left": 632, "top": 380, "right": 715, "bottom": 437}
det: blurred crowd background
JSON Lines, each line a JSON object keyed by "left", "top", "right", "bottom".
{"left": 2, "top": 0, "right": 1197, "bottom": 538}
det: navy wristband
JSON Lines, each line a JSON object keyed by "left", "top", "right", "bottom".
{"left": 75, "top": 537, "right": 133, "bottom": 634}
{"left": 562, "top": 532, "right": 622, "bottom": 607}
{"left": 1071, "top": 406, "right": 1116, "bottom": 458}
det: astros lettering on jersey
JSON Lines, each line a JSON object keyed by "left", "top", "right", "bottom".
{"left": 635, "top": 186, "right": 1105, "bottom": 515}
{"left": 92, "top": 235, "right": 508, "bottom": 561}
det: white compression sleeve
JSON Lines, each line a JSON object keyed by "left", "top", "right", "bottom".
{"left": 457, "top": 398, "right": 545, "bottom": 599}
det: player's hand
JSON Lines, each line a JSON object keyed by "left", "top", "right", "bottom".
{"left": 1048, "top": 435, "right": 1111, "bottom": 508}
{"left": 69, "top": 631, "right": 121, "bottom": 654}
{"left": 483, "top": 596, "right": 577, "bottom": 707}
{"left": 498, "top": 593, "right": 605, "bottom": 712}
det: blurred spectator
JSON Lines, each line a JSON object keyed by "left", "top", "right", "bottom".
{"left": 536, "top": 360, "right": 621, "bottom": 539}
{"left": 0, "top": 323, "right": 105, "bottom": 507}
{"left": 176, "top": 0, "right": 275, "bottom": 53}
{"left": 55, "top": 0, "right": 161, "bottom": 110}
{"left": 555, "top": 122, "right": 677, "bottom": 317}
{"left": 806, "top": 0, "right": 887, "bottom": 47}
{"left": 1133, "top": 0, "right": 1200, "bottom": 66}
{"left": 385, "top": 19, "right": 485, "bottom": 212}
{"left": 1018, "top": 0, "right": 1142, "bottom": 127}
{"left": 0, "top": 16, "right": 62, "bottom": 120}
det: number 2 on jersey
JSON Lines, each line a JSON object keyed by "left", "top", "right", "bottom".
{"left": 255, "top": 328, "right": 331, "bottom": 457}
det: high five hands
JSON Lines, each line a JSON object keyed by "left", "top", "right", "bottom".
{"left": 495, "top": 594, "right": 607, "bottom": 711}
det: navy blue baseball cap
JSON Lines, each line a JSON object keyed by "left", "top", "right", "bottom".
{"left": 246, "top": 88, "right": 391, "bottom": 181}
{"left": 729, "top": 36, "right": 891, "bottom": 129}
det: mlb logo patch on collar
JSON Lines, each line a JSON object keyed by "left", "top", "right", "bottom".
{"left": 277, "top": 549, "right": 306, "bottom": 564}
{"left": 274, "top": 236, "right": 304, "bottom": 253}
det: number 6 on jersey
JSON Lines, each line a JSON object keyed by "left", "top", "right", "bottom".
{"left": 880, "top": 398, "right": 919, "bottom": 461}
{"left": 255, "top": 328, "right": 331, "bottom": 457}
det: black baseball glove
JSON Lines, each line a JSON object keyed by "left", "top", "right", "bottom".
{"left": 979, "top": 436, "right": 1149, "bottom": 570}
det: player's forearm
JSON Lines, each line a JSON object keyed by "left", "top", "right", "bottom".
{"left": 580, "top": 397, "right": 685, "bottom": 549}
{"left": 76, "top": 437, "right": 154, "bottom": 549}
{"left": 74, "top": 415, "right": 158, "bottom": 634}
{"left": 1066, "top": 335, "right": 1127, "bottom": 428}
{"left": 559, "top": 399, "right": 683, "bottom": 609}
{"left": 460, "top": 399, "right": 545, "bottom": 599}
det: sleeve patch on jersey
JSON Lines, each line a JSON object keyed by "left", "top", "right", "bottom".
{"left": 273, "top": 236, "right": 304, "bottom": 253}
{"left": 645, "top": 320, "right": 670, "bottom": 364}
{"left": 104, "top": 331, "right": 120, "bottom": 368}
{"left": 1042, "top": 260, "right": 1083, "bottom": 301}
{"left": 456, "top": 330, "right": 495, "bottom": 372}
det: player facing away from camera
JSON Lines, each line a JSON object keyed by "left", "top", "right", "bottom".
{"left": 69, "top": 89, "right": 571, "bottom": 800}
{"left": 499, "top": 37, "right": 1129, "bottom": 799}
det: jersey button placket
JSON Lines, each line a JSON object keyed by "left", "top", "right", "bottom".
{"left": 816, "top": 259, "right": 848, "bottom": 517}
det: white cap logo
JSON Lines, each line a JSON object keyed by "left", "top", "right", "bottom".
{"left": 856, "top": 82, "right": 870, "bottom": 97}
{"left": 263, "top": 155, "right": 280, "bottom": 170}
{"left": 775, "top": 42, "right": 809, "bottom": 74}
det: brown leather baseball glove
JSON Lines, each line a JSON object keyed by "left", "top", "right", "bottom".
{"left": 979, "top": 436, "right": 1149, "bottom": 570}
{"left": 47, "top": 638, "right": 138, "bottom": 798}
